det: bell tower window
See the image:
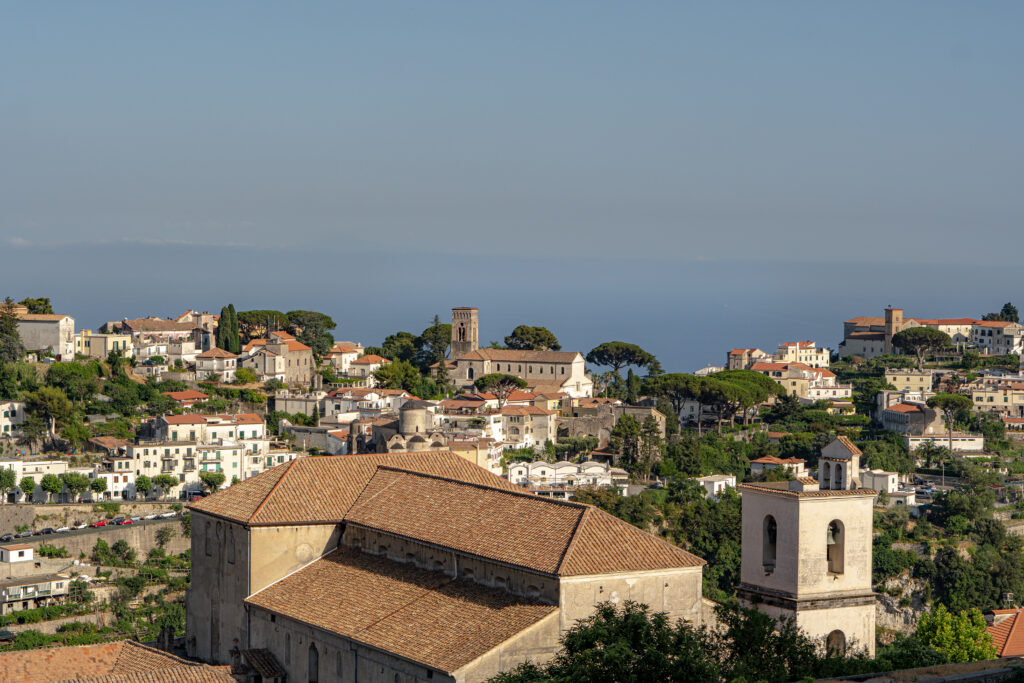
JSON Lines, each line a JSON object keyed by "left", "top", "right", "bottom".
{"left": 762, "top": 515, "right": 777, "bottom": 573}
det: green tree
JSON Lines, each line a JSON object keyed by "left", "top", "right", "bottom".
{"left": 285, "top": 310, "right": 336, "bottom": 361}
{"left": 380, "top": 331, "right": 419, "bottom": 363}
{"left": 19, "top": 476, "right": 35, "bottom": 501}
{"left": 156, "top": 525, "right": 176, "bottom": 549}
{"left": 586, "top": 342, "right": 659, "bottom": 378}
{"left": 891, "top": 327, "right": 952, "bottom": 370}
{"left": 914, "top": 604, "right": 996, "bottom": 663}
{"left": 111, "top": 539, "right": 136, "bottom": 565}
{"left": 609, "top": 414, "right": 642, "bottom": 469}
{"left": 134, "top": 475, "right": 153, "bottom": 498}
{"left": 473, "top": 373, "right": 529, "bottom": 408}
{"left": 416, "top": 316, "right": 452, "bottom": 369}
{"left": 217, "top": 304, "right": 240, "bottom": 354}
{"left": 61, "top": 421, "right": 91, "bottom": 449}
{"left": 45, "top": 362, "right": 100, "bottom": 403}
{"left": 89, "top": 477, "right": 107, "bottom": 496}
{"left": 643, "top": 374, "right": 705, "bottom": 431}
{"left": 927, "top": 393, "right": 974, "bottom": 455}
{"left": 199, "top": 470, "right": 226, "bottom": 492}
{"left": 236, "top": 310, "right": 289, "bottom": 341}
{"left": 0, "top": 468, "right": 16, "bottom": 503}
{"left": 373, "top": 360, "right": 422, "bottom": 393}
{"left": 18, "top": 297, "right": 54, "bottom": 314}
{"left": 152, "top": 474, "right": 178, "bottom": 497}
{"left": 59, "top": 473, "right": 91, "bottom": 501}
{"left": 91, "top": 538, "right": 114, "bottom": 565}
{"left": 504, "top": 325, "right": 561, "bottom": 351}
{"left": 234, "top": 367, "right": 258, "bottom": 384}
{"left": 982, "top": 302, "right": 1019, "bottom": 323}
{"left": 40, "top": 473, "right": 64, "bottom": 502}
{"left": 0, "top": 298, "right": 26, "bottom": 364}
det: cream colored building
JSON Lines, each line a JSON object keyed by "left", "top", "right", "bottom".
{"left": 726, "top": 348, "right": 771, "bottom": 370}
{"left": 750, "top": 362, "right": 851, "bottom": 401}
{"left": 242, "top": 331, "right": 315, "bottom": 386}
{"left": 14, "top": 310, "right": 75, "bottom": 360}
{"left": 774, "top": 341, "right": 830, "bottom": 368}
{"left": 818, "top": 437, "right": 861, "bottom": 491}
{"left": 74, "top": 330, "right": 133, "bottom": 359}
{"left": 738, "top": 480, "right": 876, "bottom": 657}
{"left": 186, "top": 452, "right": 705, "bottom": 683}
{"left": 0, "top": 400, "right": 25, "bottom": 439}
{"left": 970, "top": 381, "right": 1024, "bottom": 418}
{"left": 884, "top": 370, "right": 933, "bottom": 393}
{"left": 195, "top": 348, "right": 238, "bottom": 381}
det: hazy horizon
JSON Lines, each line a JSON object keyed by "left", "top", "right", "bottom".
{"left": 3, "top": 3, "right": 1023, "bottom": 370}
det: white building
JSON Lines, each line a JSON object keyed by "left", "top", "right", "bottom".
{"left": 13, "top": 310, "right": 75, "bottom": 360}
{"left": 195, "top": 348, "right": 238, "bottom": 381}
{"left": 506, "top": 459, "right": 629, "bottom": 498}
{"left": 696, "top": 474, "right": 736, "bottom": 498}
{"left": 0, "top": 401, "right": 25, "bottom": 439}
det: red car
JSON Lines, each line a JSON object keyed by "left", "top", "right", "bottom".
{"left": 120, "top": 518, "right": 134, "bottom": 525}
{"left": 90, "top": 520, "right": 107, "bottom": 528}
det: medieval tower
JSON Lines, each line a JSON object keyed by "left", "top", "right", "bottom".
{"left": 737, "top": 480, "right": 876, "bottom": 657}
{"left": 450, "top": 307, "right": 479, "bottom": 359}
{"left": 883, "top": 307, "right": 904, "bottom": 354}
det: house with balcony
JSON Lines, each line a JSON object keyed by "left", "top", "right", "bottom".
{"left": 0, "top": 545, "right": 71, "bottom": 615}
{"left": 195, "top": 348, "right": 238, "bottom": 382}
{"left": 0, "top": 401, "right": 25, "bottom": 439}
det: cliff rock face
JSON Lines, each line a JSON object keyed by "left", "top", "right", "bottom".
{"left": 875, "top": 575, "right": 927, "bottom": 638}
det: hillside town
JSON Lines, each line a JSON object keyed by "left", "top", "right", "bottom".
{"left": 2, "top": 297, "right": 1024, "bottom": 681}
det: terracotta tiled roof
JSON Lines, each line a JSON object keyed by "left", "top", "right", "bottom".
{"left": 188, "top": 451, "right": 523, "bottom": 525}
{"left": 352, "top": 354, "right": 389, "bottom": 365}
{"left": 161, "top": 413, "right": 262, "bottom": 426}
{"left": 750, "top": 362, "right": 788, "bottom": 372}
{"left": 750, "top": 455, "right": 805, "bottom": 465}
{"left": 976, "top": 320, "right": 1013, "bottom": 328}
{"left": 246, "top": 547, "right": 558, "bottom": 674}
{"left": 195, "top": 348, "right": 236, "bottom": 359}
{"left": 845, "top": 316, "right": 885, "bottom": 326}
{"left": 989, "top": 609, "right": 1024, "bottom": 656}
{"left": 163, "top": 390, "right": 210, "bottom": 401}
{"left": 835, "top": 435, "right": 863, "bottom": 455}
{"left": 0, "top": 640, "right": 233, "bottom": 682}
{"left": 455, "top": 348, "right": 582, "bottom": 363}
{"left": 120, "top": 318, "right": 194, "bottom": 332}
{"left": 738, "top": 483, "right": 877, "bottom": 499}
{"left": 886, "top": 403, "right": 923, "bottom": 413}
{"left": 15, "top": 313, "right": 71, "bottom": 322}
{"left": 845, "top": 331, "right": 885, "bottom": 340}
{"left": 346, "top": 468, "right": 704, "bottom": 575}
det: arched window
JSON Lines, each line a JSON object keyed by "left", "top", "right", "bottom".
{"left": 308, "top": 643, "right": 319, "bottom": 683}
{"left": 835, "top": 462, "right": 845, "bottom": 490}
{"left": 822, "top": 461, "right": 832, "bottom": 489}
{"left": 826, "top": 630, "right": 846, "bottom": 656}
{"left": 762, "top": 515, "right": 777, "bottom": 573}
{"left": 827, "top": 520, "right": 845, "bottom": 574}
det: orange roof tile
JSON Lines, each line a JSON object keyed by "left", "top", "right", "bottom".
{"left": 163, "top": 390, "right": 210, "bottom": 401}
{"left": 0, "top": 640, "right": 233, "bottom": 682}
{"left": 246, "top": 547, "right": 558, "bottom": 674}
{"left": 195, "top": 348, "right": 237, "bottom": 359}
{"left": 989, "top": 609, "right": 1024, "bottom": 657}
{"left": 352, "top": 354, "right": 389, "bottom": 365}
{"left": 345, "top": 468, "right": 704, "bottom": 576}
{"left": 835, "top": 435, "right": 863, "bottom": 455}
{"left": 886, "top": 403, "right": 923, "bottom": 413}
{"left": 188, "top": 451, "right": 522, "bottom": 526}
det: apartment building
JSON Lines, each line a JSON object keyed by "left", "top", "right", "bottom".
{"left": 750, "top": 362, "right": 852, "bottom": 401}
{"left": 774, "top": 341, "right": 830, "bottom": 368}
{"left": 195, "top": 348, "right": 238, "bottom": 381}
{"left": 0, "top": 400, "right": 25, "bottom": 438}
{"left": 74, "top": 330, "right": 133, "bottom": 359}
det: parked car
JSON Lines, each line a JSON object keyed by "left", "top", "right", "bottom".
{"left": 158, "top": 511, "right": 177, "bottom": 519}
{"left": 0, "top": 534, "right": 13, "bottom": 543}
{"left": 119, "top": 518, "right": 134, "bottom": 525}
{"left": 73, "top": 523, "right": 87, "bottom": 530}
{"left": 90, "top": 520, "right": 108, "bottom": 528}
{"left": 111, "top": 517, "right": 125, "bottom": 525}
{"left": 38, "top": 527, "right": 56, "bottom": 535}
{"left": 55, "top": 526, "right": 70, "bottom": 533}
{"left": 15, "top": 530, "right": 33, "bottom": 538}
{"left": 143, "top": 514, "right": 158, "bottom": 520}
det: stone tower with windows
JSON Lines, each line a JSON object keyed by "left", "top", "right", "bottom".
{"left": 450, "top": 307, "right": 479, "bottom": 359}
{"left": 737, "top": 480, "right": 876, "bottom": 657}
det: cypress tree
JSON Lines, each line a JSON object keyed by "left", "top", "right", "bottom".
{"left": 226, "top": 303, "right": 239, "bottom": 353}
{"left": 217, "top": 306, "right": 230, "bottom": 350}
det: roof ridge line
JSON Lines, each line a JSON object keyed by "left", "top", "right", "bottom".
{"left": 1001, "top": 610, "right": 1024, "bottom": 657}
{"left": 584, "top": 506, "right": 708, "bottom": 565}
{"left": 373, "top": 465, "right": 589, "bottom": 510}
{"left": 555, "top": 506, "right": 590, "bottom": 575}
{"left": 347, "top": 466, "right": 405, "bottom": 511}
{"left": 352, "top": 573, "right": 456, "bottom": 639}
{"left": 248, "top": 458, "right": 299, "bottom": 523}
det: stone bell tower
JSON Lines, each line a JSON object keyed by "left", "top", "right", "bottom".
{"left": 450, "top": 307, "right": 479, "bottom": 359}
{"left": 737, "top": 480, "right": 877, "bottom": 657}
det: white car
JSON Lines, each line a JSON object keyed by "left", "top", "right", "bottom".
{"left": 55, "top": 526, "right": 70, "bottom": 533}
{"left": 143, "top": 513, "right": 157, "bottom": 520}
{"left": 158, "top": 512, "right": 177, "bottom": 519}
{"left": 73, "top": 523, "right": 87, "bottom": 530}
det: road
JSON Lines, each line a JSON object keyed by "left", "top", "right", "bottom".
{"left": 2, "top": 515, "right": 184, "bottom": 543}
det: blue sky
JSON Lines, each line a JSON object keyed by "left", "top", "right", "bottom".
{"left": 2, "top": 3, "right": 1022, "bottom": 368}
